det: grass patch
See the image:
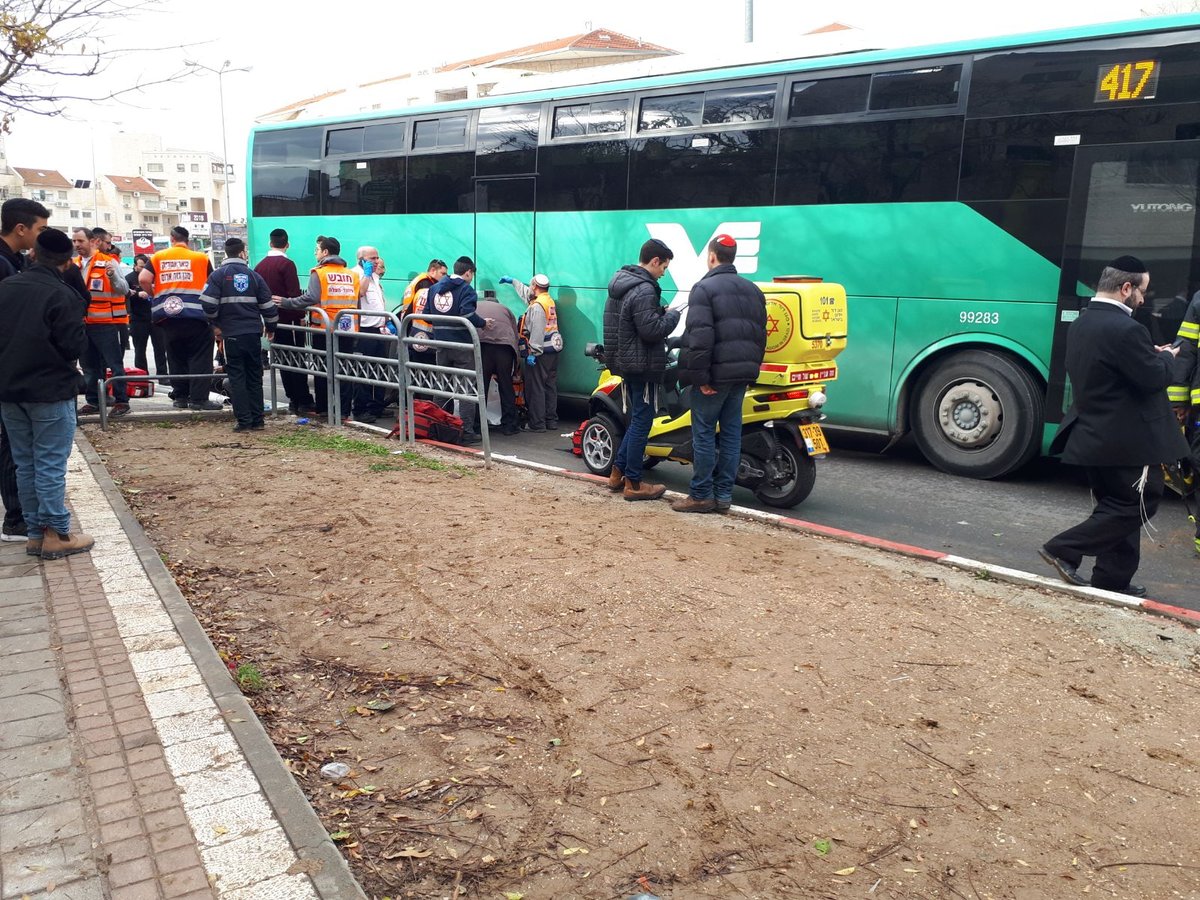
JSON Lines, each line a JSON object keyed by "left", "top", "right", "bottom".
{"left": 154, "top": 421, "right": 179, "bottom": 429}
{"left": 391, "top": 450, "right": 449, "bottom": 471}
{"left": 267, "top": 431, "right": 390, "bottom": 457}
{"left": 235, "top": 663, "right": 266, "bottom": 694}
{"left": 367, "top": 462, "right": 402, "bottom": 473}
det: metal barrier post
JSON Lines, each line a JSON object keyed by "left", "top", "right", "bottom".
{"left": 94, "top": 373, "right": 229, "bottom": 431}
{"left": 266, "top": 308, "right": 332, "bottom": 423}
{"left": 399, "top": 313, "right": 490, "bottom": 465}
{"left": 330, "top": 309, "right": 405, "bottom": 433}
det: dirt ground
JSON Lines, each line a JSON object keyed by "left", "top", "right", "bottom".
{"left": 86, "top": 420, "right": 1200, "bottom": 900}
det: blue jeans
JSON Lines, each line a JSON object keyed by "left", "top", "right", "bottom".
{"left": 84, "top": 324, "right": 128, "bottom": 404}
{"left": 689, "top": 385, "right": 746, "bottom": 502}
{"left": 614, "top": 377, "right": 654, "bottom": 483}
{"left": 0, "top": 400, "right": 76, "bottom": 534}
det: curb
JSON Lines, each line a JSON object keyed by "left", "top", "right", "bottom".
{"left": 415, "top": 437, "right": 1200, "bottom": 629}
{"left": 75, "top": 434, "right": 368, "bottom": 900}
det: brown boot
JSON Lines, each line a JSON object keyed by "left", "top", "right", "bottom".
{"left": 607, "top": 465, "right": 624, "bottom": 492}
{"left": 623, "top": 478, "right": 666, "bottom": 501}
{"left": 41, "top": 529, "right": 95, "bottom": 561}
{"left": 671, "top": 495, "right": 716, "bottom": 514}
{"left": 26, "top": 527, "right": 45, "bottom": 557}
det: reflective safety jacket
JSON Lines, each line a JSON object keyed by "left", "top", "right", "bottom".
{"left": 314, "top": 262, "right": 361, "bottom": 332}
{"left": 75, "top": 252, "right": 128, "bottom": 326}
{"left": 150, "top": 245, "right": 211, "bottom": 325}
{"left": 1169, "top": 291, "right": 1200, "bottom": 406}
{"left": 519, "top": 294, "right": 563, "bottom": 354}
{"left": 402, "top": 272, "right": 435, "bottom": 343}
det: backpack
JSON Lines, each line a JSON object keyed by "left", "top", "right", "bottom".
{"left": 412, "top": 399, "right": 464, "bottom": 444}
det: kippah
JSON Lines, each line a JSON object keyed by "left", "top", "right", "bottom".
{"left": 36, "top": 228, "right": 72, "bottom": 254}
{"left": 1109, "top": 255, "right": 1147, "bottom": 274}
{"left": 532, "top": 273, "right": 549, "bottom": 288}
{"left": 715, "top": 234, "right": 736, "bottom": 247}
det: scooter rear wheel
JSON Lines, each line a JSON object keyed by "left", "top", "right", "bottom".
{"left": 754, "top": 438, "right": 816, "bottom": 508}
{"left": 581, "top": 413, "right": 622, "bottom": 476}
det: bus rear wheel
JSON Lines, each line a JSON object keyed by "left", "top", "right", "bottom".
{"left": 911, "top": 350, "right": 1043, "bottom": 480}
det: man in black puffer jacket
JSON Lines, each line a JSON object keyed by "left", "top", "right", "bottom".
{"left": 602, "top": 238, "right": 679, "bottom": 501}
{"left": 673, "top": 234, "right": 767, "bottom": 514}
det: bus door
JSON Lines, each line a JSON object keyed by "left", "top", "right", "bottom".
{"left": 474, "top": 177, "right": 536, "bottom": 303}
{"left": 1051, "top": 140, "right": 1200, "bottom": 420}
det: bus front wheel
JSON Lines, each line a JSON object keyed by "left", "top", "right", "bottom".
{"left": 911, "top": 350, "right": 1043, "bottom": 480}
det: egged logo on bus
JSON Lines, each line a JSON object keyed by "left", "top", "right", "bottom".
{"left": 644, "top": 222, "right": 761, "bottom": 296}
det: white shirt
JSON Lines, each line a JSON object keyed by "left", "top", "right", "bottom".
{"left": 1091, "top": 296, "right": 1133, "bottom": 316}
{"left": 353, "top": 268, "right": 386, "bottom": 329}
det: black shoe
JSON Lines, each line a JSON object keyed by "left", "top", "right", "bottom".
{"left": 356, "top": 413, "right": 379, "bottom": 424}
{"left": 1, "top": 521, "right": 27, "bottom": 542}
{"left": 1038, "top": 547, "right": 1088, "bottom": 586}
{"left": 500, "top": 426, "right": 519, "bottom": 436}
{"left": 1117, "top": 583, "right": 1147, "bottom": 598}
{"left": 233, "top": 423, "right": 254, "bottom": 432}
{"left": 189, "top": 400, "right": 222, "bottom": 411}
{"left": 462, "top": 432, "right": 482, "bottom": 445}
{"left": 172, "top": 399, "right": 189, "bottom": 409}
{"left": 250, "top": 422, "right": 266, "bottom": 431}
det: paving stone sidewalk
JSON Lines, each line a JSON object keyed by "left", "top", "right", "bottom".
{"left": 0, "top": 443, "right": 364, "bottom": 900}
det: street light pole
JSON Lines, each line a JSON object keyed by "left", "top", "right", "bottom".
{"left": 184, "top": 59, "right": 251, "bottom": 225}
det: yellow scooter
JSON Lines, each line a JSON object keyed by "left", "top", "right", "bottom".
{"left": 574, "top": 278, "right": 848, "bottom": 508}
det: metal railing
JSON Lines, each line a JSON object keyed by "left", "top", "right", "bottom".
{"left": 400, "top": 313, "right": 490, "bottom": 465}
{"left": 96, "top": 373, "right": 227, "bottom": 430}
{"left": 329, "top": 309, "right": 406, "bottom": 432}
{"left": 267, "top": 307, "right": 335, "bottom": 425}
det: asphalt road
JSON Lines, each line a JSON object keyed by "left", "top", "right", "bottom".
{"left": 484, "top": 416, "right": 1198, "bottom": 614}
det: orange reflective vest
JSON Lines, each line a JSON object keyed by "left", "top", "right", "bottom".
{"left": 150, "top": 245, "right": 210, "bottom": 325}
{"left": 75, "top": 252, "right": 128, "bottom": 326}
{"left": 311, "top": 263, "right": 361, "bottom": 332}
{"left": 401, "top": 272, "right": 434, "bottom": 344}
{"left": 520, "top": 294, "right": 563, "bottom": 352}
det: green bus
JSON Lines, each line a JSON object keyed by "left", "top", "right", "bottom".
{"left": 247, "top": 14, "right": 1200, "bottom": 479}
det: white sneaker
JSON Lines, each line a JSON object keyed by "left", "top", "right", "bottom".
{"left": 1, "top": 524, "right": 27, "bottom": 542}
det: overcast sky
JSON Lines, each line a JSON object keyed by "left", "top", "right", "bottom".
{"left": 4, "top": 0, "right": 1154, "bottom": 220}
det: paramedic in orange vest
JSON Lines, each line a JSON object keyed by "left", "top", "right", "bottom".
{"left": 276, "top": 235, "right": 364, "bottom": 423}
{"left": 140, "top": 225, "right": 217, "bottom": 410}
{"left": 500, "top": 272, "right": 562, "bottom": 432}
{"left": 73, "top": 227, "right": 132, "bottom": 418}
{"left": 400, "top": 258, "right": 447, "bottom": 362}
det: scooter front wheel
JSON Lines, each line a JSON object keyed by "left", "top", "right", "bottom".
{"left": 754, "top": 438, "right": 817, "bottom": 508}
{"left": 581, "top": 413, "right": 622, "bottom": 476}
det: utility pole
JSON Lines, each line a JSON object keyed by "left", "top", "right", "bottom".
{"left": 745, "top": 0, "right": 754, "bottom": 43}
{"left": 185, "top": 59, "right": 251, "bottom": 224}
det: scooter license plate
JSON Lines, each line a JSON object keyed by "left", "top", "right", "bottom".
{"left": 799, "top": 423, "right": 830, "bottom": 456}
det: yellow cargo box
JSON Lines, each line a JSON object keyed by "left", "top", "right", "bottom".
{"left": 756, "top": 277, "right": 848, "bottom": 387}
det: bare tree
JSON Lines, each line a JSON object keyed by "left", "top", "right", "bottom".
{"left": 0, "top": 0, "right": 184, "bottom": 132}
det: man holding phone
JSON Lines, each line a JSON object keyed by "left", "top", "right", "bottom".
{"left": 351, "top": 246, "right": 389, "bottom": 423}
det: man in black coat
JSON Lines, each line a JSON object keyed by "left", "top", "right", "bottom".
{"left": 0, "top": 228, "right": 94, "bottom": 560}
{"left": 672, "top": 234, "right": 767, "bottom": 514}
{"left": 1040, "top": 256, "right": 1187, "bottom": 596}
{"left": 602, "top": 238, "right": 679, "bottom": 501}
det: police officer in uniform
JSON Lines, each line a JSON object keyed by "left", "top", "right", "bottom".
{"left": 200, "top": 238, "right": 278, "bottom": 431}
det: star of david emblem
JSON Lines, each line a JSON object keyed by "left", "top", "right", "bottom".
{"left": 766, "top": 315, "right": 780, "bottom": 335}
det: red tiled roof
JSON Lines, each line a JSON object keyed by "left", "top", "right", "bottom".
{"left": 259, "top": 89, "right": 347, "bottom": 119}
{"left": 13, "top": 167, "right": 73, "bottom": 189}
{"left": 437, "top": 28, "right": 676, "bottom": 71}
{"left": 805, "top": 22, "right": 854, "bottom": 34}
{"left": 105, "top": 175, "right": 159, "bottom": 194}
